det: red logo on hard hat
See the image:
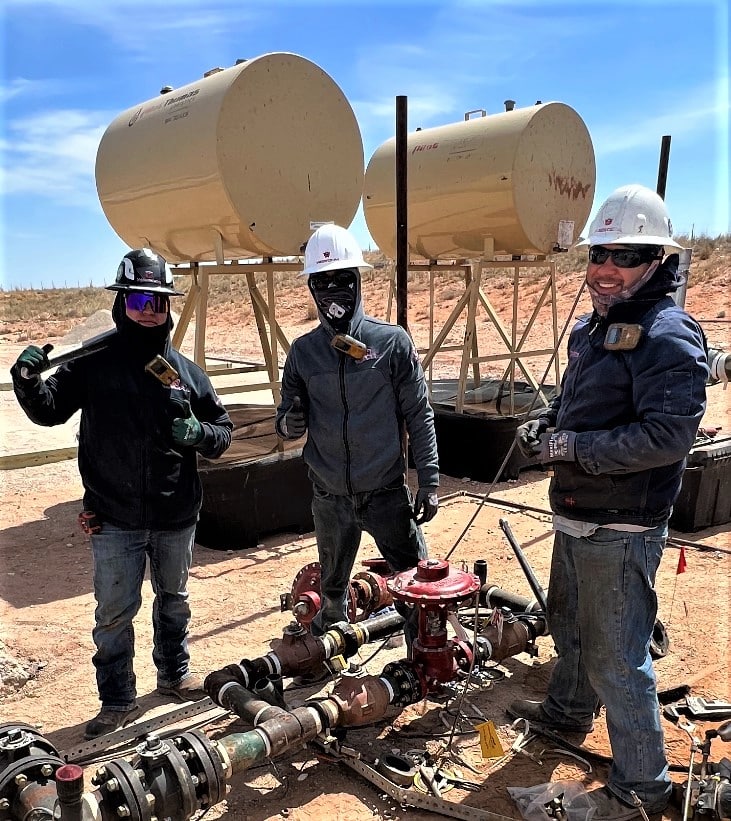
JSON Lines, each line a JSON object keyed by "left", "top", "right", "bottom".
{"left": 323, "top": 251, "right": 330, "bottom": 258}
{"left": 604, "top": 219, "right": 613, "bottom": 226}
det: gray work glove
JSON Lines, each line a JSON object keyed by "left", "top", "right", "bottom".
{"left": 515, "top": 418, "right": 549, "bottom": 458}
{"left": 414, "top": 486, "right": 439, "bottom": 524}
{"left": 12, "top": 344, "right": 52, "bottom": 381}
{"left": 538, "top": 430, "right": 577, "bottom": 463}
{"left": 280, "top": 396, "right": 307, "bottom": 439}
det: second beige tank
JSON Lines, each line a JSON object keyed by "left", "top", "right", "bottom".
{"left": 363, "top": 102, "right": 595, "bottom": 260}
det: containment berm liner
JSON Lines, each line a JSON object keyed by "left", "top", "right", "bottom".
{"left": 95, "top": 52, "right": 364, "bottom": 263}
{"left": 363, "top": 102, "right": 595, "bottom": 260}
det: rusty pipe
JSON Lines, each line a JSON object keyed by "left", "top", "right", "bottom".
{"left": 206, "top": 610, "right": 407, "bottom": 698}
{"left": 479, "top": 618, "right": 539, "bottom": 662}
{"left": 327, "top": 675, "right": 396, "bottom": 726}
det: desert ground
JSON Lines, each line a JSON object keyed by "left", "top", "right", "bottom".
{"left": 1, "top": 254, "right": 729, "bottom": 821}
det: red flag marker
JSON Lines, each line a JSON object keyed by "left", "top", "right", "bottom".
{"left": 676, "top": 545, "right": 687, "bottom": 574}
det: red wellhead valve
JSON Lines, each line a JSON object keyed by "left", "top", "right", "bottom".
{"left": 388, "top": 559, "right": 480, "bottom": 685}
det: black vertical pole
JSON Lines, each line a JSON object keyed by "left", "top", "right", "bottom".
{"left": 396, "top": 96, "right": 408, "bottom": 330}
{"left": 656, "top": 135, "right": 671, "bottom": 198}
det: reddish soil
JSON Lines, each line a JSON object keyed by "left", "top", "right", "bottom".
{"left": 1, "top": 265, "right": 729, "bottom": 821}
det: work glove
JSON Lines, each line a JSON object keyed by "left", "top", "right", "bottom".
{"left": 515, "top": 418, "right": 549, "bottom": 458}
{"left": 279, "top": 396, "right": 307, "bottom": 439}
{"left": 12, "top": 344, "right": 52, "bottom": 381}
{"left": 537, "top": 430, "right": 577, "bottom": 463}
{"left": 414, "top": 486, "right": 439, "bottom": 524}
{"left": 171, "top": 399, "right": 204, "bottom": 447}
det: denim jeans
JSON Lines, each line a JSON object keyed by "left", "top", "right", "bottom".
{"left": 543, "top": 523, "right": 671, "bottom": 812}
{"left": 90, "top": 523, "right": 196, "bottom": 709}
{"left": 310, "top": 481, "right": 427, "bottom": 638}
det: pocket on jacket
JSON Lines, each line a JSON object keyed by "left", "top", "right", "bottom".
{"left": 662, "top": 371, "right": 693, "bottom": 415}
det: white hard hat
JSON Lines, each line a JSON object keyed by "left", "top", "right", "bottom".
{"left": 302, "top": 224, "right": 373, "bottom": 276}
{"left": 577, "top": 184, "right": 684, "bottom": 249}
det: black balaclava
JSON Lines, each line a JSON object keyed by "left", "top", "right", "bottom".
{"left": 307, "top": 267, "right": 359, "bottom": 332}
{"left": 112, "top": 291, "right": 173, "bottom": 362}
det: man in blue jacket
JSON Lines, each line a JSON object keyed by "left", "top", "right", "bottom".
{"left": 11, "top": 249, "right": 233, "bottom": 739}
{"left": 276, "top": 224, "right": 439, "bottom": 642}
{"left": 511, "top": 185, "right": 708, "bottom": 820}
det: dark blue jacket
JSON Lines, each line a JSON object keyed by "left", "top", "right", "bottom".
{"left": 540, "top": 255, "right": 708, "bottom": 526}
{"left": 12, "top": 329, "right": 232, "bottom": 530}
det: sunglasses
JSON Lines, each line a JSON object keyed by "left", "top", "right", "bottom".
{"left": 309, "top": 270, "right": 357, "bottom": 290}
{"left": 125, "top": 292, "right": 169, "bottom": 313}
{"left": 588, "top": 246, "right": 658, "bottom": 268}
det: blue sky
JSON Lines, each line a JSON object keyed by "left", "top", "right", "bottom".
{"left": 1, "top": 0, "right": 729, "bottom": 290}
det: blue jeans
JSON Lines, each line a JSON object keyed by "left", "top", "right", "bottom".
{"left": 90, "top": 523, "right": 196, "bottom": 709}
{"left": 543, "top": 524, "right": 671, "bottom": 812}
{"left": 310, "top": 481, "right": 427, "bottom": 637}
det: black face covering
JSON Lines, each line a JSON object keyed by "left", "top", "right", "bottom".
{"left": 112, "top": 291, "right": 172, "bottom": 361}
{"left": 307, "top": 268, "right": 358, "bottom": 331}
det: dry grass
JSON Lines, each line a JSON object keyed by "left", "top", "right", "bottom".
{"left": 1, "top": 236, "right": 728, "bottom": 333}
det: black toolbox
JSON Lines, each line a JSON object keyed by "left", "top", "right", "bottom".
{"left": 670, "top": 434, "right": 731, "bottom": 532}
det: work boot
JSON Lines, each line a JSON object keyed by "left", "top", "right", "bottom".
{"left": 507, "top": 699, "right": 594, "bottom": 733}
{"left": 587, "top": 786, "right": 665, "bottom": 820}
{"left": 157, "top": 673, "right": 208, "bottom": 702}
{"left": 84, "top": 704, "right": 140, "bottom": 740}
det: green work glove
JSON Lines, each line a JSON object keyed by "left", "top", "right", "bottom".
{"left": 171, "top": 399, "right": 204, "bottom": 447}
{"left": 13, "top": 344, "right": 52, "bottom": 380}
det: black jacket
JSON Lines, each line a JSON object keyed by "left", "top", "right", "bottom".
{"left": 11, "top": 322, "right": 232, "bottom": 530}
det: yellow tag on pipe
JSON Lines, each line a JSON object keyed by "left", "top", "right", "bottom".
{"left": 476, "top": 720, "right": 505, "bottom": 759}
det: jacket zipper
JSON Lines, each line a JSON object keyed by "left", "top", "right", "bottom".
{"left": 339, "top": 357, "right": 353, "bottom": 495}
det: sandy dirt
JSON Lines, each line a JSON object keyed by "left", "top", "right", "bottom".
{"left": 1, "top": 265, "right": 729, "bottom": 821}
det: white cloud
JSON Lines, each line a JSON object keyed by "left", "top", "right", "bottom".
{"left": 591, "top": 82, "right": 730, "bottom": 157}
{"left": 2, "top": 109, "right": 110, "bottom": 207}
{"left": 5, "top": 0, "right": 268, "bottom": 52}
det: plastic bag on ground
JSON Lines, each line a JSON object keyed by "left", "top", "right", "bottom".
{"left": 507, "top": 780, "right": 596, "bottom": 821}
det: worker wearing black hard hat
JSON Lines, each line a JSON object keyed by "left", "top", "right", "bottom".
{"left": 11, "top": 248, "right": 232, "bottom": 740}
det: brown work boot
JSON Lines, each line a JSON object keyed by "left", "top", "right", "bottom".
{"left": 84, "top": 704, "right": 140, "bottom": 740}
{"left": 157, "top": 673, "right": 208, "bottom": 702}
{"left": 507, "top": 699, "right": 594, "bottom": 733}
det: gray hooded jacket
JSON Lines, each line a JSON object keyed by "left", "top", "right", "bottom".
{"left": 276, "top": 272, "right": 439, "bottom": 495}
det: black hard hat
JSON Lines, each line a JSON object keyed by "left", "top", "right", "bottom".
{"left": 107, "top": 248, "right": 184, "bottom": 295}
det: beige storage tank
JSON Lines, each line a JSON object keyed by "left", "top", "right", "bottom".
{"left": 363, "top": 102, "right": 595, "bottom": 260}
{"left": 96, "top": 53, "right": 364, "bottom": 263}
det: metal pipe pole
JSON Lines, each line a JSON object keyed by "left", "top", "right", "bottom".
{"left": 396, "top": 95, "right": 408, "bottom": 330}
{"left": 499, "top": 518, "right": 548, "bottom": 612}
{"left": 656, "top": 135, "right": 671, "bottom": 199}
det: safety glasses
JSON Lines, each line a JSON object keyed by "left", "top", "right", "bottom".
{"left": 588, "top": 246, "right": 658, "bottom": 268}
{"left": 125, "top": 292, "right": 169, "bottom": 313}
{"left": 309, "top": 270, "right": 357, "bottom": 291}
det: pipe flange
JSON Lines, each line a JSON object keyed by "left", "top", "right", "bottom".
{"left": 376, "top": 753, "right": 416, "bottom": 787}
{"left": 0, "top": 753, "right": 65, "bottom": 800}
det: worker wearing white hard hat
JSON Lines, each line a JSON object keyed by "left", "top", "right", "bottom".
{"left": 276, "top": 224, "right": 439, "bottom": 662}
{"left": 510, "top": 185, "right": 708, "bottom": 820}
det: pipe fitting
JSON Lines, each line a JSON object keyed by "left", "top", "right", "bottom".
{"left": 325, "top": 675, "right": 393, "bottom": 727}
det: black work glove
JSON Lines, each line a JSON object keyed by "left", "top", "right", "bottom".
{"left": 13, "top": 344, "right": 52, "bottom": 381}
{"left": 280, "top": 396, "right": 307, "bottom": 439}
{"left": 538, "top": 430, "right": 577, "bottom": 463}
{"left": 171, "top": 399, "right": 204, "bottom": 447}
{"left": 414, "top": 486, "right": 439, "bottom": 524}
{"left": 515, "top": 418, "right": 549, "bottom": 458}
